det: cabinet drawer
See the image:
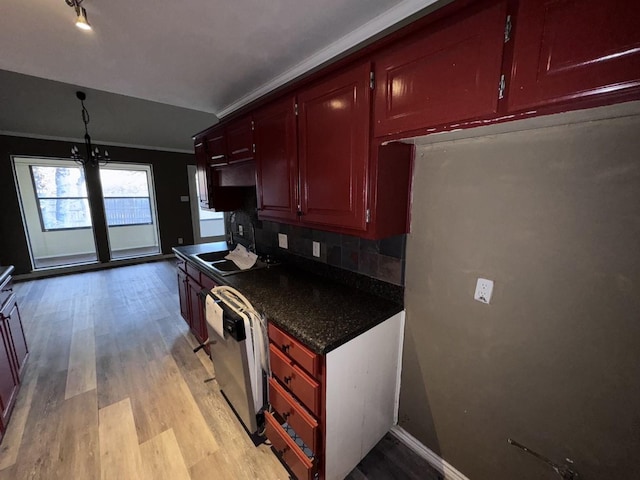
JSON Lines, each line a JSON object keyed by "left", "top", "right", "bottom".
{"left": 186, "top": 263, "right": 201, "bottom": 282}
{"left": 268, "top": 323, "right": 320, "bottom": 377}
{"left": 265, "top": 411, "right": 316, "bottom": 480}
{"left": 269, "top": 377, "right": 319, "bottom": 453}
{"left": 176, "top": 258, "right": 187, "bottom": 273}
{"left": 270, "top": 344, "right": 320, "bottom": 416}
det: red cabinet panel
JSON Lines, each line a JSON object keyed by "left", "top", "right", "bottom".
{"left": 5, "top": 301, "right": 27, "bottom": 378}
{"left": 373, "top": 0, "right": 508, "bottom": 137}
{"left": 205, "top": 128, "right": 227, "bottom": 166}
{"left": 177, "top": 268, "right": 189, "bottom": 323}
{"left": 508, "top": 0, "right": 640, "bottom": 111}
{"left": 298, "top": 62, "right": 371, "bottom": 231}
{"left": 187, "top": 276, "right": 207, "bottom": 344}
{"left": 254, "top": 97, "right": 299, "bottom": 222}
{"left": 0, "top": 316, "right": 18, "bottom": 432}
{"left": 225, "top": 116, "right": 254, "bottom": 164}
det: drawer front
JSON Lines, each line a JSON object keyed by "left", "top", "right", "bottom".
{"left": 176, "top": 258, "right": 187, "bottom": 273}
{"left": 269, "top": 377, "right": 319, "bottom": 453}
{"left": 186, "top": 262, "right": 201, "bottom": 282}
{"left": 270, "top": 345, "right": 320, "bottom": 416}
{"left": 268, "top": 323, "right": 320, "bottom": 377}
{"left": 265, "top": 412, "right": 315, "bottom": 480}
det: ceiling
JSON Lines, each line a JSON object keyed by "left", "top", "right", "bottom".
{"left": 0, "top": 0, "right": 442, "bottom": 150}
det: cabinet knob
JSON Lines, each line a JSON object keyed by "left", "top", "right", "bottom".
{"left": 281, "top": 344, "right": 290, "bottom": 353}
{"left": 296, "top": 210, "right": 304, "bottom": 216}
{"left": 284, "top": 375, "right": 292, "bottom": 384}
{"left": 282, "top": 411, "right": 290, "bottom": 420}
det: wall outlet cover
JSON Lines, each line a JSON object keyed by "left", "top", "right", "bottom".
{"left": 178, "top": 237, "right": 184, "bottom": 245}
{"left": 474, "top": 278, "right": 494, "bottom": 304}
{"left": 278, "top": 233, "right": 288, "bottom": 249}
{"left": 238, "top": 225, "right": 244, "bottom": 236}
{"left": 312, "top": 241, "right": 321, "bottom": 257}
{"left": 180, "top": 195, "right": 189, "bottom": 202}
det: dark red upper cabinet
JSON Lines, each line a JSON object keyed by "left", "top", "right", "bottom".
{"left": 254, "top": 97, "right": 299, "bottom": 223}
{"left": 373, "top": 0, "right": 508, "bottom": 137}
{"left": 226, "top": 116, "right": 255, "bottom": 164}
{"left": 206, "top": 128, "right": 227, "bottom": 167}
{"left": 508, "top": 0, "right": 640, "bottom": 111}
{"left": 298, "top": 62, "right": 371, "bottom": 231}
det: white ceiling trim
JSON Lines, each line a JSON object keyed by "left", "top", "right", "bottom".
{"left": 0, "top": 131, "right": 194, "bottom": 155}
{"left": 216, "top": 0, "right": 439, "bottom": 118}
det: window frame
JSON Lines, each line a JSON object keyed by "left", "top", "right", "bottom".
{"left": 28, "top": 164, "right": 93, "bottom": 232}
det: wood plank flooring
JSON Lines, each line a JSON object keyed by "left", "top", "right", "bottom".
{"left": 0, "top": 260, "right": 439, "bottom": 480}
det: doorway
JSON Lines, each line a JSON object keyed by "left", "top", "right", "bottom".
{"left": 187, "top": 164, "right": 225, "bottom": 243}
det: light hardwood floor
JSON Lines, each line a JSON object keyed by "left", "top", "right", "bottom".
{"left": 0, "top": 260, "right": 440, "bottom": 480}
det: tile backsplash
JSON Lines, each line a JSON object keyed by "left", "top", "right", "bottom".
{"left": 225, "top": 209, "right": 406, "bottom": 286}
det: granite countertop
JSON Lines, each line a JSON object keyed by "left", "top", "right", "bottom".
{"left": 173, "top": 244, "right": 403, "bottom": 355}
{"left": 0, "top": 266, "right": 15, "bottom": 286}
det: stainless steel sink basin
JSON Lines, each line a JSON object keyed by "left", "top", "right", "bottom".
{"left": 195, "top": 251, "right": 229, "bottom": 262}
{"left": 194, "top": 250, "right": 270, "bottom": 276}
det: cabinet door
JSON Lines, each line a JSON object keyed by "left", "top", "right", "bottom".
{"left": 206, "top": 128, "right": 227, "bottom": 167}
{"left": 177, "top": 269, "right": 189, "bottom": 324}
{"left": 187, "top": 277, "right": 207, "bottom": 344}
{"left": 0, "top": 320, "right": 18, "bottom": 428}
{"left": 373, "top": 0, "right": 508, "bottom": 137}
{"left": 195, "top": 139, "right": 211, "bottom": 209}
{"left": 508, "top": 0, "right": 640, "bottom": 111}
{"left": 298, "top": 62, "right": 371, "bottom": 231}
{"left": 254, "top": 97, "right": 299, "bottom": 222}
{"left": 4, "top": 300, "right": 27, "bottom": 378}
{"left": 226, "top": 116, "right": 254, "bottom": 164}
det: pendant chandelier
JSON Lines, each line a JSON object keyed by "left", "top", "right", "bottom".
{"left": 70, "top": 91, "right": 110, "bottom": 168}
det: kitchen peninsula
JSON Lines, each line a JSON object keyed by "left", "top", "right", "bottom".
{"left": 174, "top": 242, "right": 405, "bottom": 480}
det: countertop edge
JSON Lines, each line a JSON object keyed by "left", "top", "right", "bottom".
{"left": 0, "top": 266, "right": 15, "bottom": 286}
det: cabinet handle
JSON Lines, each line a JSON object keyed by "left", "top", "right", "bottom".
{"left": 296, "top": 210, "right": 304, "bottom": 216}
{"left": 278, "top": 445, "right": 290, "bottom": 456}
{"left": 281, "top": 344, "right": 290, "bottom": 353}
{"left": 284, "top": 375, "right": 292, "bottom": 384}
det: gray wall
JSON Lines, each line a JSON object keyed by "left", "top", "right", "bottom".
{"left": 400, "top": 114, "right": 640, "bottom": 479}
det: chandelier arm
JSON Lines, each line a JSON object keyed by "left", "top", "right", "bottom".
{"left": 65, "top": 0, "right": 83, "bottom": 8}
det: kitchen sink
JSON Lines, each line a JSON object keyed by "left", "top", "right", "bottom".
{"left": 195, "top": 251, "right": 229, "bottom": 262}
{"left": 194, "top": 250, "right": 271, "bottom": 276}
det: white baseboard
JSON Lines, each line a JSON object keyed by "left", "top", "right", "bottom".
{"left": 390, "top": 426, "right": 470, "bottom": 480}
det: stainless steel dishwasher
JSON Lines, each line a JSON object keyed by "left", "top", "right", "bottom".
{"left": 204, "top": 286, "right": 268, "bottom": 441}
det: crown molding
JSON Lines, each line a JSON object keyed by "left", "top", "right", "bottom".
{"left": 0, "top": 131, "right": 193, "bottom": 154}
{"left": 215, "top": 0, "right": 439, "bottom": 117}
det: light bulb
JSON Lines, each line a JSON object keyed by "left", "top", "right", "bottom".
{"left": 75, "top": 7, "right": 92, "bottom": 31}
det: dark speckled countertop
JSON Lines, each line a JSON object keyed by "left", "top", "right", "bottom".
{"left": 173, "top": 243, "right": 403, "bottom": 355}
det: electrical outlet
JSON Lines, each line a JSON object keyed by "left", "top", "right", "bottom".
{"left": 312, "top": 241, "right": 321, "bottom": 257}
{"left": 474, "top": 278, "right": 494, "bottom": 304}
{"left": 238, "top": 225, "right": 244, "bottom": 236}
{"left": 177, "top": 237, "right": 184, "bottom": 245}
{"left": 278, "top": 233, "right": 288, "bottom": 249}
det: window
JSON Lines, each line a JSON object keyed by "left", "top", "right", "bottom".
{"left": 99, "top": 169, "right": 153, "bottom": 226}
{"left": 29, "top": 165, "right": 92, "bottom": 231}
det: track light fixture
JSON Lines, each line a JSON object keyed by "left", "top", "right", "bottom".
{"left": 65, "top": 0, "right": 92, "bottom": 31}
{"left": 70, "top": 91, "right": 110, "bottom": 168}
